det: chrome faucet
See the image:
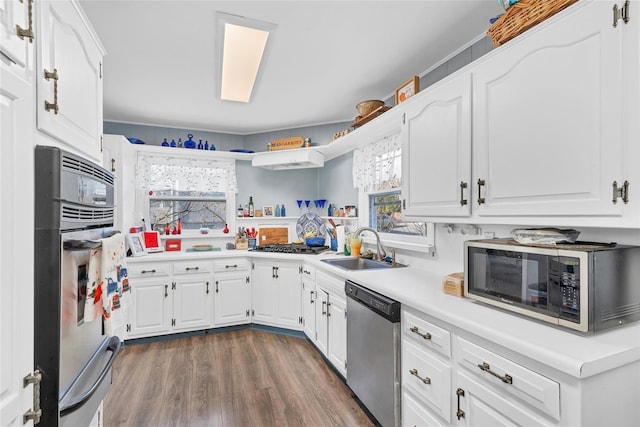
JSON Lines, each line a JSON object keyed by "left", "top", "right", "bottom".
{"left": 353, "top": 227, "right": 387, "bottom": 262}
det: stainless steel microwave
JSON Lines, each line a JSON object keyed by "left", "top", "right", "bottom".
{"left": 464, "top": 239, "right": 640, "bottom": 332}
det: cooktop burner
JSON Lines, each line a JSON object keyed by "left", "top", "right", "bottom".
{"left": 249, "top": 243, "right": 330, "bottom": 255}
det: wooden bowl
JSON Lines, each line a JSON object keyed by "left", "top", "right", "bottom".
{"left": 356, "top": 100, "right": 384, "bottom": 117}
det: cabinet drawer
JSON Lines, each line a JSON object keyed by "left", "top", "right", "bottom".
{"left": 402, "top": 340, "right": 451, "bottom": 422}
{"left": 403, "top": 309, "right": 451, "bottom": 358}
{"left": 301, "top": 264, "right": 315, "bottom": 281}
{"left": 173, "top": 260, "right": 213, "bottom": 275}
{"left": 402, "top": 391, "right": 446, "bottom": 427}
{"left": 127, "top": 263, "right": 171, "bottom": 279}
{"left": 213, "top": 259, "right": 250, "bottom": 273}
{"left": 456, "top": 337, "right": 560, "bottom": 420}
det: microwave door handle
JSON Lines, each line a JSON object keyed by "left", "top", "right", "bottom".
{"left": 59, "top": 336, "right": 120, "bottom": 416}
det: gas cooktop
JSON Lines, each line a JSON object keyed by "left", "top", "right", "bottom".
{"left": 249, "top": 243, "right": 330, "bottom": 255}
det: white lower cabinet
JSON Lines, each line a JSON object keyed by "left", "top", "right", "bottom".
{"left": 213, "top": 259, "right": 251, "bottom": 326}
{"left": 126, "top": 260, "right": 213, "bottom": 338}
{"left": 127, "top": 262, "right": 172, "bottom": 338}
{"left": 455, "top": 372, "right": 548, "bottom": 427}
{"left": 251, "top": 260, "right": 302, "bottom": 330}
{"left": 301, "top": 264, "right": 316, "bottom": 340}
{"left": 172, "top": 260, "right": 213, "bottom": 331}
{"left": 315, "top": 269, "right": 347, "bottom": 377}
{"left": 402, "top": 306, "right": 559, "bottom": 427}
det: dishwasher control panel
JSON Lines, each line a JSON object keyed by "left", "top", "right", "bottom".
{"left": 345, "top": 280, "right": 401, "bottom": 322}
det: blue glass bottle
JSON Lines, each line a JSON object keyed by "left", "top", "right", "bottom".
{"left": 162, "top": 138, "right": 169, "bottom": 147}
{"left": 204, "top": 140, "right": 208, "bottom": 150}
{"left": 197, "top": 139, "right": 204, "bottom": 150}
{"left": 275, "top": 205, "right": 280, "bottom": 217}
{"left": 170, "top": 139, "right": 177, "bottom": 147}
{"left": 280, "top": 204, "right": 286, "bottom": 217}
{"left": 209, "top": 141, "right": 216, "bottom": 151}
{"left": 184, "top": 134, "right": 196, "bottom": 149}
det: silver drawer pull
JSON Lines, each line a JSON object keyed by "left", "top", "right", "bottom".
{"left": 409, "top": 368, "right": 431, "bottom": 385}
{"left": 185, "top": 267, "right": 200, "bottom": 271}
{"left": 225, "top": 264, "right": 238, "bottom": 268}
{"left": 477, "top": 362, "right": 513, "bottom": 384}
{"left": 409, "top": 326, "right": 431, "bottom": 340}
{"left": 141, "top": 269, "right": 156, "bottom": 274}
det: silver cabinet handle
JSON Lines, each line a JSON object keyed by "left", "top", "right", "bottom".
{"left": 460, "top": 181, "right": 468, "bottom": 206}
{"left": 141, "top": 269, "right": 156, "bottom": 274}
{"left": 44, "top": 69, "right": 59, "bottom": 114}
{"left": 322, "top": 301, "right": 327, "bottom": 315}
{"left": 409, "top": 368, "right": 430, "bottom": 384}
{"left": 310, "top": 291, "right": 314, "bottom": 304}
{"left": 225, "top": 264, "right": 238, "bottom": 268}
{"left": 477, "top": 362, "right": 513, "bottom": 384}
{"left": 185, "top": 266, "right": 199, "bottom": 271}
{"left": 410, "top": 326, "right": 431, "bottom": 340}
{"left": 16, "top": 0, "right": 34, "bottom": 42}
{"left": 477, "top": 179, "right": 486, "bottom": 205}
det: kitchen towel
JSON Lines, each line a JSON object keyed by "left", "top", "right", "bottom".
{"left": 100, "top": 233, "right": 130, "bottom": 337}
{"left": 82, "top": 247, "right": 104, "bottom": 323}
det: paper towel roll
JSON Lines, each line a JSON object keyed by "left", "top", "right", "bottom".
{"left": 336, "top": 225, "right": 345, "bottom": 253}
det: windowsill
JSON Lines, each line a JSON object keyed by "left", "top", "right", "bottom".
{"left": 159, "top": 232, "right": 232, "bottom": 239}
{"left": 360, "top": 224, "right": 435, "bottom": 254}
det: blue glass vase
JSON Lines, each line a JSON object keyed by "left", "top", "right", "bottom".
{"left": 184, "top": 134, "right": 196, "bottom": 149}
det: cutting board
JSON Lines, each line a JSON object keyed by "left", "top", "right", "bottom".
{"left": 259, "top": 227, "right": 289, "bottom": 245}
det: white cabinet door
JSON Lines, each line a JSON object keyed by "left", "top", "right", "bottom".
{"left": 1, "top": 60, "right": 34, "bottom": 427}
{"left": 275, "top": 262, "right": 302, "bottom": 330}
{"left": 0, "top": 0, "right": 31, "bottom": 68}
{"left": 401, "top": 73, "right": 472, "bottom": 217}
{"left": 315, "top": 289, "right": 329, "bottom": 356}
{"left": 214, "top": 273, "right": 251, "bottom": 326}
{"left": 473, "top": 1, "right": 626, "bottom": 218}
{"left": 327, "top": 293, "right": 347, "bottom": 377}
{"left": 173, "top": 277, "right": 212, "bottom": 331}
{"left": 36, "top": 0, "right": 104, "bottom": 162}
{"left": 301, "top": 280, "right": 316, "bottom": 340}
{"left": 102, "top": 135, "right": 137, "bottom": 232}
{"left": 251, "top": 262, "right": 277, "bottom": 324}
{"left": 456, "top": 372, "right": 548, "bottom": 427}
{"left": 128, "top": 279, "right": 171, "bottom": 338}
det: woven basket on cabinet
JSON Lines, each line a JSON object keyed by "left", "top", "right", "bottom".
{"left": 487, "top": 0, "right": 579, "bottom": 46}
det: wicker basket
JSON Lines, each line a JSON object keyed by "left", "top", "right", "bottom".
{"left": 487, "top": 0, "right": 578, "bottom": 46}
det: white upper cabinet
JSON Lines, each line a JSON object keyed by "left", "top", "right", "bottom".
{"left": 0, "top": 0, "right": 32, "bottom": 69}
{"left": 401, "top": 72, "right": 472, "bottom": 217}
{"left": 401, "top": 0, "right": 639, "bottom": 227}
{"left": 36, "top": 0, "right": 104, "bottom": 162}
{"left": 473, "top": 0, "right": 629, "bottom": 220}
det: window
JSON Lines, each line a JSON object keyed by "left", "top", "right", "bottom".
{"left": 369, "top": 190, "right": 426, "bottom": 237}
{"left": 137, "top": 153, "right": 237, "bottom": 233}
{"left": 353, "top": 133, "right": 432, "bottom": 249}
{"left": 149, "top": 190, "right": 227, "bottom": 231}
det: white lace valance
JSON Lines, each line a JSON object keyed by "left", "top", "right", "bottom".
{"left": 137, "top": 153, "right": 238, "bottom": 194}
{"left": 352, "top": 132, "right": 401, "bottom": 192}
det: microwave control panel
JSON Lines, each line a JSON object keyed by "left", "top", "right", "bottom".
{"left": 554, "top": 257, "right": 580, "bottom": 322}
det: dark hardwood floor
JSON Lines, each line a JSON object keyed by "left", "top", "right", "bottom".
{"left": 104, "top": 328, "right": 375, "bottom": 427}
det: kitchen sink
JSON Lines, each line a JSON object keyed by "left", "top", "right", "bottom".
{"left": 321, "top": 257, "right": 406, "bottom": 271}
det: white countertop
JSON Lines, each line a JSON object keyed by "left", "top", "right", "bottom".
{"left": 127, "top": 249, "right": 640, "bottom": 379}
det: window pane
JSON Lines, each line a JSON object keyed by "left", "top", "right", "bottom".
{"left": 369, "top": 190, "right": 426, "bottom": 236}
{"left": 150, "top": 190, "right": 226, "bottom": 231}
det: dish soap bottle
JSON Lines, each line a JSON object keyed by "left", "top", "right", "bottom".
{"left": 249, "top": 196, "right": 255, "bottom": 217}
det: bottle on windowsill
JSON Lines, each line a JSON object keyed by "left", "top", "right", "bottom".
{"left": 249, "top": 196, "right": 255, "bottom": 217}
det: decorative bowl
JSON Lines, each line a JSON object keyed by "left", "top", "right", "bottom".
{"left": 356, "top": 100, "right": 384, "bottom": 117}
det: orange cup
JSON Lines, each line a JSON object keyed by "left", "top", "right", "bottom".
{"left": 351, "top": 238, "right": 362, "bottom": 257}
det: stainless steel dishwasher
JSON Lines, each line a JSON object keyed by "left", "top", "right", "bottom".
{"left": 345, "top": 280, "right": 401, "bottom": 427}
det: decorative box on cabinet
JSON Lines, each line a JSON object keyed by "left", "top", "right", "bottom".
{"left": 315, "top": 269, "right": 347, "bottom": 377}
{"left": 213, "top": 258, "right": 251, "bottom": 326}
{"left": 36, "top": 0, "right": 105, "bottom": 162}
{"left": 251, "top": 260, "right": 302, "bottom": 330}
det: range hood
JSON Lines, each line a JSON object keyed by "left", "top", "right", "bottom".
{"left": 251, "top": 148, "right": 324, "bottom": 170}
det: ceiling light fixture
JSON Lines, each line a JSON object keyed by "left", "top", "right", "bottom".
{"left": 216, "top": 12, "right": 277, "bottom": 103}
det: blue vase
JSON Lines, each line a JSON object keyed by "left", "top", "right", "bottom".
{"left": 204, "top": 141, "right": 208, "bottom": 150}
{"left": 197, "top": 139, "right": 203, "bottom": 150}
{"left": 184, "top": 134, "right": 196, "bottom": 149}
{"left": 162, "top": 138, "right": 169, "bottom": 147}
{"left": 209, "top": 142, "right": 216, "bottom": 151}
{"left": 170, "top": 139, "right": 176, "bottom": 147}
{"left": 280, "top": 205, "right": 286, "bottom": 217}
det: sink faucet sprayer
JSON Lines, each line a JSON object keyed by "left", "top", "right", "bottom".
{"left": 353, "top": 227, "right": 387, "bottom": 262}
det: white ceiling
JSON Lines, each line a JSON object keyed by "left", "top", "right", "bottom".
{"left": 79, "top": 0, "right": 503, "bottom": 134}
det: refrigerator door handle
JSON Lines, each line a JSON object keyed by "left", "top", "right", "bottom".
{"left": 59, "top": 335, "right": 121, "bottom": 416}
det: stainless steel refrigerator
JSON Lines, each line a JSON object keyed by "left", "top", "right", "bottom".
{"left": 34, "top": 146, "right": 120, "bottom": 426}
